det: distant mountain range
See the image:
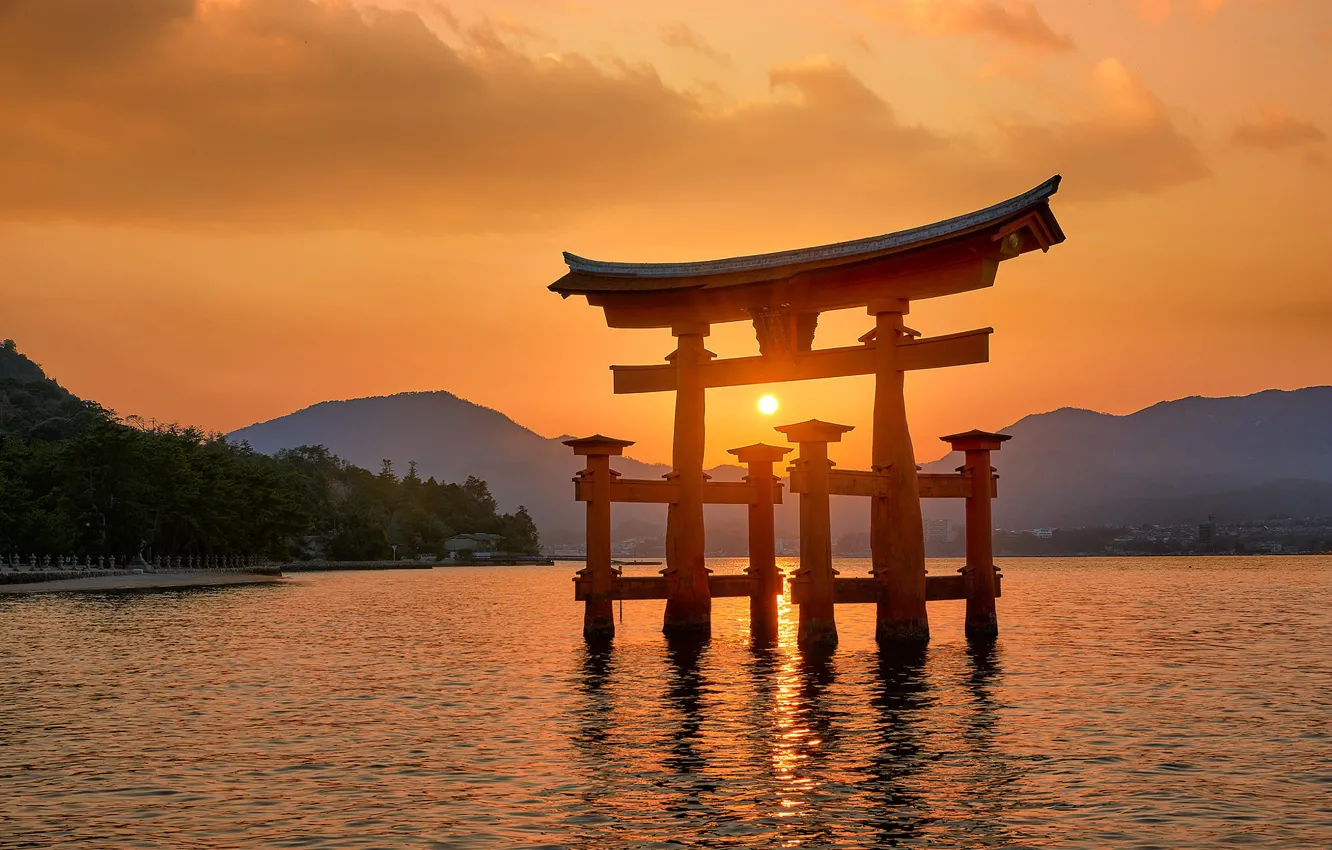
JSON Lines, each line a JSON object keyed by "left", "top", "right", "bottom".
{"left": 228, "top": 386, "right": 1332, "bottom": 540}
{"left": 922, "top": 388, "right": 1332, "bottom": 528}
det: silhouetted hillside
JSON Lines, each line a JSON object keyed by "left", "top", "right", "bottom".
{"left": 232, "top": 386, "right": 1332, "bottom": 542}
{"left": 1, "top": 341, "right": 537, "bottom": 559}
{"left": 227, "top": 391, "right": 689, "bottom": 538}
{"left": 0, "top": 339, "right": 93, "bottom": 440}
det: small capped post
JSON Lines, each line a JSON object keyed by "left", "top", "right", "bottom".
{"left": 565, "top": 434, "right": 635, "bottom": 641}
{"left": 727, "top": 442, "right": 793, "bottom": 642}
{"left": 941, "top": 429, "right": 1011, "bottom": 641}
{"left": 775, "top": 419, "right": 855, "bottom": 649}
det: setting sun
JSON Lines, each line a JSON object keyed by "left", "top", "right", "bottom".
{"left": 758, "top": 395, "right": 778, "bottom": 415}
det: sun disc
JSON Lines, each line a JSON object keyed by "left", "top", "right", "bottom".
{"left": 758, "top": 395, "right": 778, "bottom": 415}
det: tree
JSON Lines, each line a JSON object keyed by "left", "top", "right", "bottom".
{"left": 0, "top": 341, "right": 540, "bottom": 561}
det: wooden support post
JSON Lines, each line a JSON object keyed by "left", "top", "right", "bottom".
{"left": 942, "top": 430, "right": 1011, "bottom": 640}
{"left": 663, "top": 324, "right": 712, "bottom": 636}
{"left": 776, "top": 420, "right": 854, "bottom": 649}
{"left": 564, "top": 435, "right": 635, "bottom": 641}
{"left": 869, "top": 300, "right": 930, "bottom": 646}
{"left": 727, "top": 443, "right": 792, "bottom": 641}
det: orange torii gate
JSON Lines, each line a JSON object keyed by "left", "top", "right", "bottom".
{"left": 553, "top": 176, "right": 1066, "bottom": 643}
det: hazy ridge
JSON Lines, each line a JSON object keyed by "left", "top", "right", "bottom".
{"left": 228, "top": 386, "right": 1332, "bottom": 539}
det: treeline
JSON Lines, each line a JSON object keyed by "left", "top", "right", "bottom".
{"left": 0, "top": 340, "right": 539, "bottom": 560}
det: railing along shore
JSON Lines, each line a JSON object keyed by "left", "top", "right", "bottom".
{"left": 1, "top": 553, "right": 555, "bottom": 584}
{"left": 0, "top": 554, "right": 274, "bottom": 584}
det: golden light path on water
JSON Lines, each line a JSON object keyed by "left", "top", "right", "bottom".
{"left": 1, "top": 556, "right": 1329, "bottom": 847}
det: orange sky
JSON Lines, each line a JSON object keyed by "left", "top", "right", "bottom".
{"left": 2, "top": 0, "right": 1329, "bottom": 467}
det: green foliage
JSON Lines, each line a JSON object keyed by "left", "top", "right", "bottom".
{"left": 0, "top": 343, "right": 95, "bottom": 440}
{"left": 0, "top": 342, "right": 540, "bottom": 560}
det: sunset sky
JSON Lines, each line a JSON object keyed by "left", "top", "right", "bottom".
{"left": 3, "top": 0, "right": 1329, "bottom": 467}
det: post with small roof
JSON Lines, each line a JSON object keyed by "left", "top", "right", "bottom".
{"left": 777, "top": 420, "right": 854, "bottom": 649}
{"left": 869, "top": 298, "right": 931, "bottom": 647}
{"left": 565, "top": 435, "right": 634, "bottom": 641}
{"left": 663, "top": 323, "right": 712, "bottom": 637}
{"left": 943, "top": 430, "right": 1011, "bottom": 640}
{"left": 728, "top": 442, "right": 792, "bottom": 641}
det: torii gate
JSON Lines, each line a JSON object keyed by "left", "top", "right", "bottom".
{"left": 552, "top": 176, "right": 1066, "bottom": 643}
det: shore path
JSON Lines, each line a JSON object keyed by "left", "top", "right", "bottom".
{"left": 0, "top": 572, "right": 287, "bottom": 595}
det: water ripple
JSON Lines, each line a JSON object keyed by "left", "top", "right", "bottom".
{"left": 1, "top": 556, "right": 1328, "bottom": 848}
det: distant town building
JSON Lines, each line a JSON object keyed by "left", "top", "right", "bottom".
{"left": 924, "top": 519, "right": 951, "bottom": 544}
{"left": 1032, "top": 528, "right": 1054, "bottom": 540}
{"left": 444, "top": 533, "right": 504, "bottom": 553}
{"left": 1198, "top": 515, "right": 1216, "bottom": 545}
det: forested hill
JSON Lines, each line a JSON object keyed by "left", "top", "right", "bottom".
{"left": 227, "top": 390, "right": 689, "bottom": 538}
{"left": 0, "top": 339, "right": 92, "bottom": 440}
{"left": 0, "top": 340, "right": 537, "bottom": 560}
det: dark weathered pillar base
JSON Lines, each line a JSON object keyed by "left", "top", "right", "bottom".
{"left": 663, "top": 564, "right": 712, "bottom": 637}
{"left": 663, "top": 618, "right": 713, "bottom": 639}
{"left": 964, "top": 615, "right": 998, "bottom": 641}
{"left": 662, "top": 597, "right": 711, "bottom": 637}
{"left": 798, "top": 616, "right": 838, "bottom": 649}
{"left": 875, "top": 616, "right": 930, "bottom": 646}
{"left": 662, "top": 620, "right": 711, "bottom": 638}
{"left": 584, "top": 600, "right": 615, "bottom": 641}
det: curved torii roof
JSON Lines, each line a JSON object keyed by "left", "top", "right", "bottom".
{"left": 550, "top": 175, "right": 1065, "bottom": 329}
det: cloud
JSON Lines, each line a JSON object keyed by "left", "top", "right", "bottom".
{"left": 660, "top": 22, "right": 731, "bottom": 65}
{"left": 1133, "top": 0, "right": 1278, "bottom": 22}
{"left": 859, "top": 0, "right": 1075, "bottom": 51}
{"left": 1233, "top": 108, "right": 1327, "bottom": 164}
{"left": 0, "top": 1, "right": 1203, "bottom": 230}
{"left": 0, "top": 0, "right": 950, "bottom": 230}
{"left": 994, "top": 58, "right": 1210, "bottom": 198}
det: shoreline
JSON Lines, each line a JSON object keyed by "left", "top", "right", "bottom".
{"left": 0, "top": 571, "right": 287, "bottom": 595}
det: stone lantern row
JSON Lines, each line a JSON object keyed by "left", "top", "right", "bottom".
{"left": 1, "top": 554, "right": 265, "bottom": 572}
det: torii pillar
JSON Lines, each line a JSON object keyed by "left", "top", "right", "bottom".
{"left": 662, "top": 323, "right": 712, "bottom": 637}
{"left": 777, "top": 419, "right": 854, "bottom": 649}
{"left": 870, "top": 299, "right": 930, "bottom": 646}
{"left": 943, "top": 430, "right": 1010, "bottom": 640}
{"left": 728, "top": 442, "right": 792, "bottom": 641}
{"left": 564, "top": 435, "right": 634, "bottom": 641}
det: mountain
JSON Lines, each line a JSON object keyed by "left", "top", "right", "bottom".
{"left": 225, "top": 391, "right": 750, "bottom": 540}
{"left": 921, "top": 387, "right": 1332, "bottom": 528}
{"left": 228, "top": 386, "right": 1332, "bottom": 543}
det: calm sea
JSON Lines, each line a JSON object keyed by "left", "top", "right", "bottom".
{"left": 1, "top": 557, "right": 1328, "bottom": 849}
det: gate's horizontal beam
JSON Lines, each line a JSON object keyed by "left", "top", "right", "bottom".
{"left": 611, "top": 328, "right": 992, "bottom": 394}
{"left": 920, "top": 473, "right": 979, "bottom": 499}
{"left": 788, "top": 574, "right": 1002, "bottom": 604}
{"left": 574, "top": 573, "right": 762, "bottom": 601}
{"left": 787, "top": 470, "right": 997, "bottom": 499}
{"left": 576, "top": 572, "right": 1002, "bottom": 603}
{"left": 573, "top": 477, "right": 784, "bottom": 505}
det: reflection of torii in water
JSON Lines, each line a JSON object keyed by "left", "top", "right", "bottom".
{"left": 554, "top": 176, "right": 1066, "bottom": 647}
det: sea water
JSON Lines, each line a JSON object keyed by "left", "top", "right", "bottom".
{"left": 1, "top": 557, "right": 1328, "bottom": 848}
